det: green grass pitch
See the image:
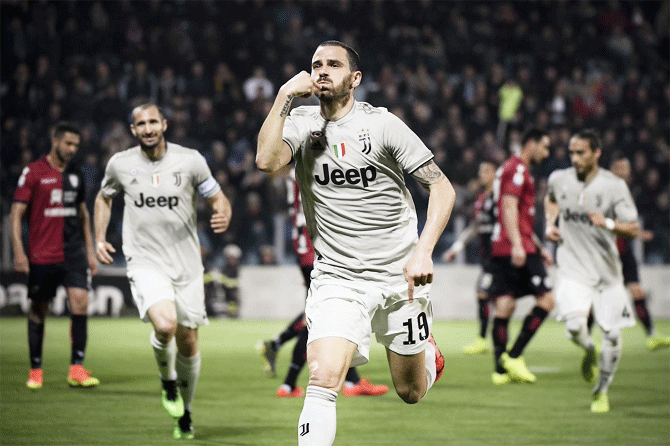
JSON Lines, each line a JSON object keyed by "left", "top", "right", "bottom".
{"left": 1, "top": 317, "right": 668, "bottom": 445}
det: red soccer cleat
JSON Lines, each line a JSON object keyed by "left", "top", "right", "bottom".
{"left": 276, "top": 385, "right": 304, "bottom": 398}
{"left": 342, "top": 378, "right": 389, "bottom": 396}
{"left": 429, "top": 334, "right": 444, "bottom": 383}
{"left": 26, "top": 368, "right": 43, "bottom": 390}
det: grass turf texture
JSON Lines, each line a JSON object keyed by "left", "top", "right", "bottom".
{"left": 1, "top": 318, "right": 668, "bottom": 446}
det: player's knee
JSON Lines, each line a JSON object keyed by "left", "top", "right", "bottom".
{"left": 153, "top": 318, "right": 177, "bottom": 342}
{"left": 602, "top": 328, "right": 621, "bottom": 346}
{"left": 307, "top": 360, "right": 341, "bottom": 392}
{"left": 565, "top": 317, "right": 586, "bottom": 341}
{"left": 394, "top": 383, "right": 422, "bottom": 404}
{"left": 538, "top": 292, "right": 555, "bottom": 311}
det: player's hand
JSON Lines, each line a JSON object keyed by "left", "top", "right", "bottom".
{"left": 13, "top": 252, "right": 29, "bottom": 274}
{"left": 403, "top": 251, "right": 434, "bottom": 302}
{"left": 96, "top": 241, "right": 115, "bottom": 265}
{"left": 540, "top": 247, "right": 554, "bottom": 267}
{"left": 587, "top": 211, "right": 606, "bottom": 228}
{"left": 545, "top": 225, "right": 561, "bottom": 242}
{"left": 511, "top": 244, "right": 526, "bottom": 268}
{"left": 87, "top": 252, "right": 99, "bottom": 275}
{"left": 638, "top": 229, "right": 654, "bottom": 242}
{"left": 280, "top": 71, "right": 320, "bottom": 99}
{"left": 441, "top": 250, "right": 456, "bottom": 262}
{"left": 210, "top": 211, "right": 230, "bottom": 233}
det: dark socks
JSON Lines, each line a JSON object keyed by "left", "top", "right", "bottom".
{"left": 509, "top": 306, "right": 549, "bottom": 358}
{"left": 28, "top": 319, "right": 45, "bottom": 369}
{"left": 634, "top": 299, "right": 654, "bottom": 335}
{"left": 162, "top": 378, "right": 178, "bottom": 401}
{"left": 284, "top": 327, "right": 308, "bottom": 389}
{"left": 345, "top": 367, "right": 360, "bottom": 384}
{"left": 492, "top": 317, "right": 509, "bottom": 373}
{"left": 478, "top": 299, "right": 490, "bottom": 338}
{"left": 276, "top": 313, "right": 306, "bottom": 349}
{"left": 587, "top": 310, "right": 594, "bottom": 334}
{"left": 70, "top": 315, "right": 87, "bottom": 365}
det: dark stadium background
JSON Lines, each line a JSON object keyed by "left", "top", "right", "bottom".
{"left": 1, "top": 0, "right": 668, "bottom": 270}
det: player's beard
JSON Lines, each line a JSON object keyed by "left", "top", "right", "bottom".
{"left": 139, "top": 134, "right": 164, "bottom": 152}
{"left": 317, "top": 75, "right": 353, "bottom": 106}
{"left": 55, "top": 146, "right": 73, "bottom": 164}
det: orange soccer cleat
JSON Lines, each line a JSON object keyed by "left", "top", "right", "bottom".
{"left": 26, "top": 368, "right": 43, "bottom": 390}
{"left": 342, "top": 378, "right": 389, "bottom": 396}
{"left": 67, "top": 365, "right": 100, "bottom": 387}
{"left": 276, "top": 385, "right": 305, "bottom": 398}
{"left": 429, "top": 334, "right": 445, "bottom": 383}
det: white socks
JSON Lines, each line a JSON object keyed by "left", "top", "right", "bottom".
{"left": 150, "top": 330, "right": 177, "bottom": 381}
{"left": 594, "top": 329, "right": 622, "bottom": 395}
{"left": 298, "top": 386, "right": 337, "bottom": 446}
{"left": 176, "top": 351, "right": 201, "bottom": 412}
{"left": 424, "top": 341, "right": 437, "bottom": 392}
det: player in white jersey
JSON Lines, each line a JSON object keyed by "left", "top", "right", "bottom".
{"left": 257, "top": 41, "right": 456, "bottom": 445}
{"left": 93, "top": 104, "right": 231, "bottom": 439}
{"left": 545, "top": 129, "right": 639, "bottom": 413}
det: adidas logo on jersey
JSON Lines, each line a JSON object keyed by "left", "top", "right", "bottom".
{"left": 562, "top": 208, "right": 593, "bottom": 225}
{"left": 314, "top": 164, "right": 377, "bottom": 187}
{"left": 134, "top": 193, "right": 179, "bottom": 209}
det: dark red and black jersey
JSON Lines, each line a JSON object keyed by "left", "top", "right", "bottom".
{"left": 492, "top": 156, "right": 537, "bottom": 256}
{"left": 474, "top": 190, "right": 495, "bottom": 262}
{"left": 287, "top": 169, "right": 315, "bottom": 267}
{"left": 13, "top": 156, "right": 86, "bottom": 265}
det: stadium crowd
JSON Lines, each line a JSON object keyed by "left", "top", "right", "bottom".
{"left": 2, "top": 0, "right": 668, "bottom": 267}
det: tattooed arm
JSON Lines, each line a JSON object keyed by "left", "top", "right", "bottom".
{"left": 403, "top": 160, "right": 456, "bottom": 300}
{"left": 256, "top": 71, "right": 319, "bottom": 174}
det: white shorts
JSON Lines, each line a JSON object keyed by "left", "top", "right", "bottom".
{"left": 555, "top": 275, "right": 635, "bottom": 332}
{"left": 127, "top": 268, "right": 208, "bottom": 329}
{"left": 305, "top": 270, "right": 433, "bottom": 367}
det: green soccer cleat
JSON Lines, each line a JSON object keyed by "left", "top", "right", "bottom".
{"left": 255, "top": 340, "right": 277, "bottom": 378}
{"left": 591, "top": 392, "right": 609, "bottom": 413}
{"left": 501, "top": 353, "right": 536, "bottom": 383}
{"left": 646, "top": 333, "right": 670, "bottom": 352}
{"left": 491, "top": 372, "right": 512, "bottom": 386}
{"left": 581, "top": 348, "right": 598, "bottom": 383}
{"left": 173, "top": 410, "right": 194, "bottom": 440}
{"left": 161, "top": 386, "right": 184, "bottom": 419}
{"left": 463, "top": 337, "right": 489, "bottom": 355}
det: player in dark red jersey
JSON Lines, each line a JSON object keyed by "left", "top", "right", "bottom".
{"left": 609, "top": 156, "right": 670, "bottom": 351}
{"left": 488, "top": 129, "right": 555, "bottom": 385}
{"left": 10, "top": 122, "right": 99, "bottom": 389}
{"left": 442, "top": 161, "right": 497, "bottom": 355}
{"left": 256, "top": 168, "right": 388, "bottom": 398}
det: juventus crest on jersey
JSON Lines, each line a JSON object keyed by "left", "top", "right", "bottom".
{"left": 282, "top": 101, "right": 434, "bottom": 282}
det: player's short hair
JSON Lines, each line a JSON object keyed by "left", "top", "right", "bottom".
{"left": 52, "top": 121, "right": 80, "bottom": 139}
{"left": 521, "top": 128, "right": 548, "bottom": 147}
{"left": 573, "top": 129, "right": 602, "bottom": 152}
{"left": 318, "top": 40, "right": 361, "bottom": 72}
{"left": 129, "top": 103, "right": 166, "bottom": 125}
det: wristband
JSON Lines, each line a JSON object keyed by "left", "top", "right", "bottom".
{"left": 97, "top": 242, "right": 106, "bottom": 250}
{"left": 605, "top": 218, "right": 615, "bottom": 231}
{"left": 451, "top": 240, "right": 464, "bottom": 253}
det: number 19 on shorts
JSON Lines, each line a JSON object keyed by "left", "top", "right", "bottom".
{"left": 403, "top": 311, "right": 429, "bottom": 345}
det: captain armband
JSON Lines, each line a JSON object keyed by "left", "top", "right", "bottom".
{"left": 198, "top": 177, "right": 220, "bottom": 198}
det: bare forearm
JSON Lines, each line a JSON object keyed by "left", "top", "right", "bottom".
{"left": 611, "top": 221, "right": 639, "bottom": 239}
{"left": 416, "top": 178, "right": 456, "bottom": 255}
{"left": 256, "top": 90, "right": 293, "bottom": 173}
{"left": 544, "top": 196, "right": 560, "bottom": 228}
{"left": 208, "top": 191, "right": 231, "bottom": 220}
{"left": 93, "top": 192, "right": 112, "bottom": 243}
{"left": 10, "top": 203, "right": 27, "bottom": 257}
{"left": 79, "top": 204, "right": 95, "bottom": 256}
{"left": 502, "top": 195, "right": 522, "bottom": 247}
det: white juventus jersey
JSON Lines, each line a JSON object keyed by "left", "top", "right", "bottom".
{"left": 283, "top": 101, "right": 434, "bottom": 282}
{"left": 547, "top": 167, "right": 638, "bottom": 288}
{"left": 101, "top": 142, "right": 220, "bottom": 282}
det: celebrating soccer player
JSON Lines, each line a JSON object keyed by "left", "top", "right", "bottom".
{"left": 546, "top": 130, "right": 640, "bottom": 413}
{"left": 94, "top": 104, "right": 231, "bottom": 439}
{"left": 256, "top": 41, "right": 455, "bottom": 445}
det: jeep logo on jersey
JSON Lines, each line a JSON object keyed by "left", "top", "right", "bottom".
{"left": 134, "top": 193, "right": 179, "bottom": 209}
{"left": 563, "top": 208, "right": 593, "bottom": 225}
{"left": 314, "top": 164, "right": 377, "bottom": 187}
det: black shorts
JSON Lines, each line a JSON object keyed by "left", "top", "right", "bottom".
{"left": 300, "top": 265, "right": 314, "bottom": 290}
{"left": 487, "top": 253, "right": 551, "bottom": 299}
{"left": 28, "top": 261, "right": 89, "bottom": 301}
{"left": 620, "top": 249, "right": 639, "bottom": 284}
{"left": 476, "top": 259, "right": 494, "bottom": 295}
